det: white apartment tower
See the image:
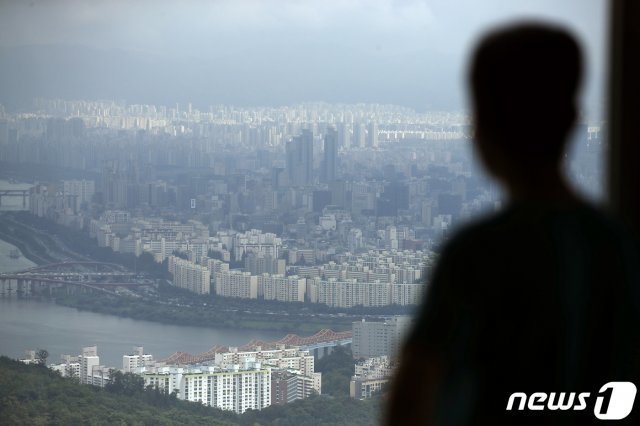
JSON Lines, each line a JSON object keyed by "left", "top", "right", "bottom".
{"left": 215, "top": 270, "right": 258, "bottom": 299}
{"left": 79, "top": 345, "right": 100, "bottom": 385}
{"left": 258, "top": 274, "right": 306, "bottom": 302}
{"left": 145, "top": 362, "right": 271, "bottom": 414}
{"left": 123, "top": 346, "right": 154, "bottom": 372}
{"left": 169, "top": 256, "right": 211, "bottom": 295}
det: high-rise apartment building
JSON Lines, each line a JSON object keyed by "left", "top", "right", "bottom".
{"left": 79, "top": 345, "right": 100, "bottom": 385}
{"left": 311, "top": 278, "right": 391, "bottom": 308}
{"left": 286, "top": 129, "right": 313, "bottom": 187}
{"left": 258, "top": 274, "right": 306, "bottom": 302}
{"left": 232, "top": 229, "right": 282, "bottom": 262}
{"left": 62, "top": 179, "right": 95, "bottom": 212}
{"left": 122, "top": 346, "right": 154, "bottom": 372}
{"left": 337, "top": 122, "right": 351, "bottom": 149}
{"left": 245, "top": 252, "right": 285, "bottom": 276}
{"left": 215, "top": 270, "right": 258, "bottom": 299}
{"left": 169, "top": 256, "right": 211, "bottom": 295}
{"left": 143, "top": 361, "right": 271, "bottom": 414}
{"left": 322, "top": 128, "right": 338, "bottom": 182}
{"left": 353, "top": 123, "right": 366, "bottom": 148}
{"left": 367, "top": 122, "right": 379, "bottom": 148}
{"left": 352, "top": 316, "right": 412, "bottom": 359}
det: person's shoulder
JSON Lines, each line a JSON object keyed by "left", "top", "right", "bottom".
{"left": 563, "top": 201, "right": 638, "bottom": 248}
{"left": 429, "top": 210, "right": 513, "bottom": 273}
{"left": 442, "top": 207, "right": 518, "bottom": 251}
{"left": 443, "top": 200, "right": 638, "bottom": 256}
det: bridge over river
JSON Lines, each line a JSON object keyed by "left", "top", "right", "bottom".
{"left": 163, "top": 328, "right": 353, "bottom": 363}
{"left": 0, "top": 261, "right": 147, "bottom": 297}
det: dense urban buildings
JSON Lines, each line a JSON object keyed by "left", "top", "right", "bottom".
{"left": 3, "top": 98, "right": 603, "bottom": 417}
{"left": 39, "top": 344, "right": 322, "bottom": 415}
{"left": 1, "top": 99, "right": 602, "bottom": 310}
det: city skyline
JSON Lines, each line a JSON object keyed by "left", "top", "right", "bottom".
{"left": 0, "top": 1, "right": 616, "bottom": 422}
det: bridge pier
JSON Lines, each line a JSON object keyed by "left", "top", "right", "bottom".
{"left": 16, "top": 279, "right": 34, "bottom": 298}
{"left": 0, "top": 279, "right": 9, "bottom": 297}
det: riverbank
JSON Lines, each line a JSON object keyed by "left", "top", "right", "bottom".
{"left": 0, "top": 212, "right": 410, "bottom": 334}
{"left": 0, "top": 213, "right": 365, "bottom": 334}
{"left": 0, "top": 213, "right": 89, "bottom": 265}
{"left": 54, "top": 291, "right": 354, "bottom": 334}
{"left": 0, "top": 298, "right": 285, "bottom": 366}
{"left": 0, "top": 238, "right": 37, "bottom": 273}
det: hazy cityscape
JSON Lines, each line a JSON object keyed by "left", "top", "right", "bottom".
{"left": 0, "top": 96, "right": 603, "bottom": 420}
{"left": 0, "top": 0, "right": 607, "bottom": 424}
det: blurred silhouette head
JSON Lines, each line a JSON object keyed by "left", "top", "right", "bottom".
{"left": 469, "top": 23, "right": 582, "bottom": 185}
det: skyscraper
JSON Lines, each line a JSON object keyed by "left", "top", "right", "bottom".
{"left": 286, "top": 129, "right": 314, "bottom": 187}
{"left": 337, "top": 122, "right": 351, "bottom": 149}
{"left": 367, "top": 121, "right": 379, "bottom": 148}
{"left": 353, "top": 123, "right": 366, "bottom": 148}
{"left": 322, "top": 128, "right": 338, "bottom": 183}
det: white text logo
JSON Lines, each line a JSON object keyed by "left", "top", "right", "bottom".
{"left": 506, "top": 382, "right": 636, "bottom": 420}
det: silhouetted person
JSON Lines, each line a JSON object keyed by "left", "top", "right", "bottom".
{"left": 386, "top": 23, "right": 640, "bottom": 425}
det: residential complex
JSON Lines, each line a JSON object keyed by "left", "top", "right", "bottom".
{"left": 144, "top": 361, "right": 271, "bottom": 413}
{"left": 46, "top": 343, "right": 322, "bottom": 415}
{"left": 167, "top": 248, "right": 429, "bottom": 308}
{"left": 49, "top": 345, "right": 111, "bottom": 387}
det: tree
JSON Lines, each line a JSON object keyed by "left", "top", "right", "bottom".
{"left": 295, "top": 254, "right": 307, "bottom": 266}
{"left": 106, "top": 370, "right": 145, "bottom": 396}
{"left": 35, "top": 349, "right": 49, "bottom": 366}
{"left": 172, "top": 250, "right": 189, "bottom": 260}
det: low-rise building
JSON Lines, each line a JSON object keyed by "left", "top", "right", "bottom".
{"left": 349, "top": 356, "right": 394, "bottom": 400}
{"left": 271, "top": 370, "right": 318, "bottom": 405}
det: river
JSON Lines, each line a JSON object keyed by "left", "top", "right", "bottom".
{"left": 0, "top": 239, "right": 284, "bottom": 368}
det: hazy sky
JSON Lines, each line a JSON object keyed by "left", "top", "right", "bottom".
{"left": 0, "top": 0, "right": 607, "bottom": 113}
